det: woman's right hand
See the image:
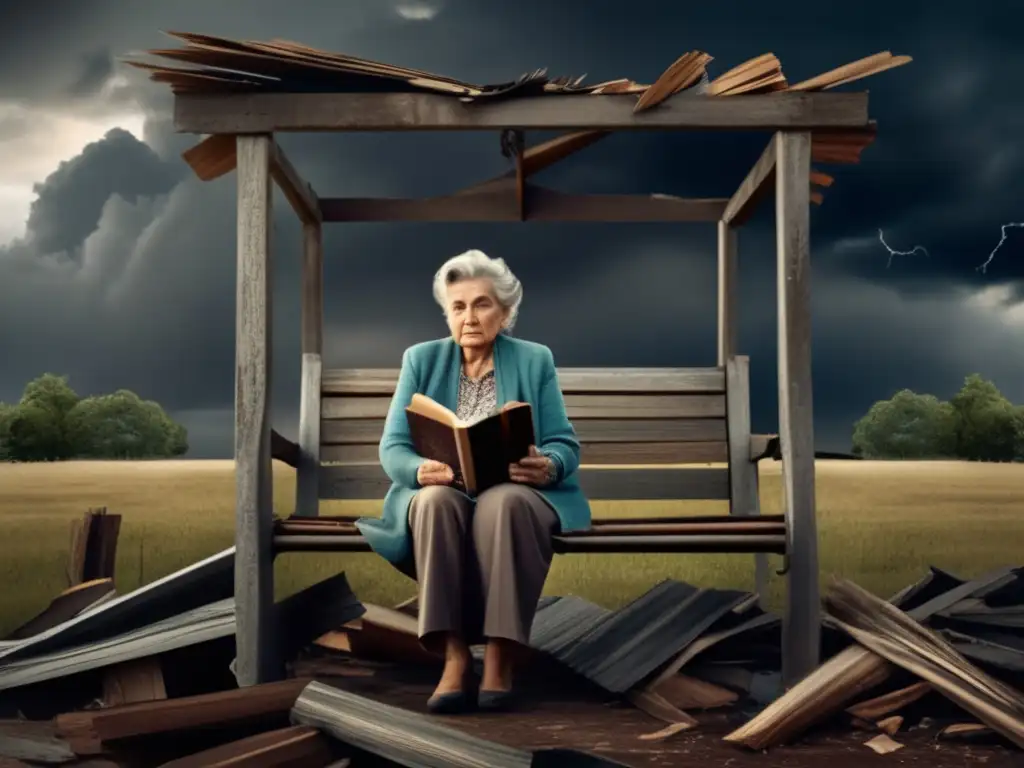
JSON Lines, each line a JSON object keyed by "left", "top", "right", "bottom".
{"left": 417, "top": 459, "right": 455, "bottom": 486}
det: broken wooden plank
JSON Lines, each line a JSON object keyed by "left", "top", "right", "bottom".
{"left": 722, "top": 567, "right": 1018, "bottom": 749}
{"left": 845, "top": 680, "right": 931, "bottom": 721}
{"left": 182, "top": 134, "right": 238, "bottom": 181}
{"left": 5, "top": 579, "right": 115, "bottom": 641}
{"left": 67, "top": 509, "right": 121, "bottom": 587}
{"left": 826, "top": 579, "right": 1024, "bottom": 749}
{"left": 863, "top": 733, "right": 903, "bottom": 754}
{"left": 56, "top": 677, "right": 313, "bottom": 755}
{"left": 291, "top": 680, "right": 631, "bottom": 767}
{"left": 158, "top": 725, "right": 332, "bottom": 768}
{"left": 102, "top": 657, "right": 167, "bottom": 706}
{"left": 648, "top": 674, "right": 738, "bottom": 710}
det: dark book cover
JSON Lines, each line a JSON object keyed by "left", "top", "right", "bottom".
{"left": 406, "top": 410, "right": 464, "bottom": 486}
{"left": 465, "top": 404, "right": 535, "bottom": 493}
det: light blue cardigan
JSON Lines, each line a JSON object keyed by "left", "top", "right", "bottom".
{"left": 356, "top": 334, "right": 592, "bottom": 566}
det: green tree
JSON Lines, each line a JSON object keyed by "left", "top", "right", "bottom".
{"left": 5, "top": 374, "right": 80, "bottom": 461}
{"left": 66, "top": 390, "right": 187, "bottom": 459}
{"left": 852, "top": 389, "right": 957, "bottom": 459}
{"left": 950, "top": 374, "right": 1018, "bottom": 462}
{"left": 0, "top": 402, "right": 13, "bottom": 460}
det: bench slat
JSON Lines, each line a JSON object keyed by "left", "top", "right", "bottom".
{"left": 273, "top": 533, "right": 785, "bottom": 554}
{"left": 318, "top": 464, "right": 729, "bottom": 501}
{"left": 321, "top": 393, "right": 725, "bottom": 420}
{"left": 321, "top": 367, "right": 725, "bottom": 395}
{"left": 320, "top": 440, "right": 732, "bottom": 465}
{"left": 321, "top": 417, "right": 726, "bottom": 445}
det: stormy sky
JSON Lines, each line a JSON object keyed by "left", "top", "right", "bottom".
{"left": 0, "top": 0, "right": 1021, "bottom": 456}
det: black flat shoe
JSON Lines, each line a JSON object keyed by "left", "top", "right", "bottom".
{"left": 478, "top": 688, "right": 516, "bottom": 712}
{"left": 427, "top": 688, "right": 475, "bottom": 714}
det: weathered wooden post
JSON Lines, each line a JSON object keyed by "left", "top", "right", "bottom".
{"left": 234, "top": 134, "right": 276, "bottom": 686}
{"left": 775, "top": 129, "right": 820, "bottom": 686}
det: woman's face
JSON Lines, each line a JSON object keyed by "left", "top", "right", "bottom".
{"left": 444, "top": 278, "right": 508, "bottom": 350}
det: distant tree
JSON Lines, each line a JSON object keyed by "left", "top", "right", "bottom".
{"left": 66, "top": 390, "right": 189, "bottom": 459}
{"left": 0, "top": 402, "right": 13, "bottom": 460}
{"left": 1015, "top": 406, "right": 1024, "bottom": 461}
{"left": 5, "top": 374, "right": 80, "bottom": 461}
{"left": 852, "top": 389, "right": 957, "bottom": 459}
{"left": 950, "top": 374, "right": 1018, "bottom": 462}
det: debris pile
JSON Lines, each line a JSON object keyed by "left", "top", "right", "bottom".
{"left": 0, "top": 510, "right": 1021, "bottom": 767}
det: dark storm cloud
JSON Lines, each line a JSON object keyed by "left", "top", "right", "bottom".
{"left": 66, "top": 49, "right": 114, "bottom": 97}
{"left": 25, "top": 128, "right": 183, "bottom": 255}
{"left": 1, "top": 0, "right": 1022, "bottom": 456}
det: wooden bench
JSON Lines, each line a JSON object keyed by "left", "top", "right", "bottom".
{"left": 272, "top": 354, "right": 780, "bottom": 602}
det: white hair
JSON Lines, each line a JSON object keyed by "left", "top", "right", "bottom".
{"left": 432, "top": 249, "right": 523, "bottom": 333}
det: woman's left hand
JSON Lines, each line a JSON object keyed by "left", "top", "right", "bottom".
{"left": 509, "top": 445, "right": 555, "bottom": 487}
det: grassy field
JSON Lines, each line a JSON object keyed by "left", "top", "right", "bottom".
{"left": 1, "top": 459, "right": 1022, "bottom": 637}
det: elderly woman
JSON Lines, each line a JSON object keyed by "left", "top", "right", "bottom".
{"left": 355, "top": 249, "right": 591, "bottom": 714}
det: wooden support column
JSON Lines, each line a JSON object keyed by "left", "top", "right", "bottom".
{"left": 717, "top": 220, "right": 738, "bottom": 365}
{"left": 234, "top": 134, "right": 278, "bottom": 686}
{"left": 295, "top": 220, "right": 323, "bottom": 518}
{"left": 775, "top": 130, "right": 820, "bottom": 687}
{"left": 725, "top": 356, "right": 769, "bottom": 606}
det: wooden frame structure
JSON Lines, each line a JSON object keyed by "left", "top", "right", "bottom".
{"left": 172, "top": 90, "right": 855, "bottom": 694}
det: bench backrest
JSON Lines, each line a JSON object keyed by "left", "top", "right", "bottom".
{"left": 308, "top": 359, "right": 754, "bottom": 505}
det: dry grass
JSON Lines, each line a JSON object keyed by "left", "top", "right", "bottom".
{"left": 1, "top": 459, "right": 1022, "bottom": 637}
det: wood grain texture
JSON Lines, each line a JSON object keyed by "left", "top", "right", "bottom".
{"left": 300, "top": 221, "right": 323, "bottom": 355}
{"left": 295, "top": 353, "right": 322, "bottom": 519}
{"left": 319, "top": 185, "right": 728, "bottom": 223}
{"left": 321, "top": 440, "right": 732, "bottom": 465}
{"left": 318, "top": 464, "right": 730, "bottom": 500}
{"left": 722, "top": 134, "right": 777, "bottom": 226}
{"left": 320, "top": 367, "right": 725, "bottom": 394}
{"left": 174, "top": 92, "right": 870, "bottom": 133}
{"left": 234, "top": 134, "right": 277, "bottom": 687}
{"left": 269, "top": 140, "right": 320, "bottom": 224}
{"left": 726, "top": 356, "right": 769, "bottom": 605}
{"left": 775, "top": 130, "right": 820, "bottom": 686}
{"left": 321, "top": 393, "right": 725, "bottom": 420}
{"left": 320, "top": 417, "right": 727, "bottom": 444}
{"left": 717, "top": 221, "right": 738, "bottom": 364}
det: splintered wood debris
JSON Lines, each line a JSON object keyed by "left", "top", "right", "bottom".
{"left": 1, "top": 520, "right": 1022, "bottom": 767}
{"left": 122, "top": 31, "right": 911, "bottom": 108}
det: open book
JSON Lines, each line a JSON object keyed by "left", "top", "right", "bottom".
{"left": 405, "top": 393, "right": 535, "bottom": 495}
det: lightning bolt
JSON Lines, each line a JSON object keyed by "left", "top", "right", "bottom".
{"left": 877, "top": 229, "right": 929, "bottom": 268}
{"left": 976, "top": 222, "right": 1024, "bottom": 274}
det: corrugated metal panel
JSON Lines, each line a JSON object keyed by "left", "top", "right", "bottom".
{"left": 0, "top": 599, "right": 234, "bottom": 691}
{"left": 0, "top": 547, "right": 234, "bottom": 663}
{"left": 529, "top": 584, "right": 751, "bottom": 694}
{"left": 564, "top": 581, "right": 749, "bottom": 692}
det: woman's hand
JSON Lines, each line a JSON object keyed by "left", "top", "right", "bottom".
{"left": 417, "top": 459, "right": 455, "bottom": 486}
{"left": 509, "top": 445, "right": 556, "bottom": 487}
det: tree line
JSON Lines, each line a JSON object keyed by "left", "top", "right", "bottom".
{"left": 852, "top": 374, "right": 1024, "bottom": 461}
{"left": 0, "top": 374, "right": 187, "bottom": 461}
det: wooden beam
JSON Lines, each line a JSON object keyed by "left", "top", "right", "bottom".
{"left": 319, "top": 182, "right": 727, "bottom": 223}
{"left": 725, "top": 356, "right": 769, "bottom": 605}
{"left": 722, "top": 134, "right": 777, "bottom": 226}
{"left": 717, "top": 221, "right": 738, "bottom": 364}
{"left": 234, "top": 134, "right": 278, "bottom": 687}
{"left": 295, "top": 219, "right": 323, "bottom": 518}
{"left": 775, "top": 130, "right": 819, "bottom": 687}
{"left": 295, "top": 353, "right": 322, "bottom": 519}
{"left": 182, "top": 134, "right": 237, "bottom": 181}
{"left": 300, "top": 222, "right": 323, "bottom": 356}
{"left": 174, "top": 92, "right": 870, "bottom": 133}
{"left": 269, "top": 141, "right": 320, "bottom": 225}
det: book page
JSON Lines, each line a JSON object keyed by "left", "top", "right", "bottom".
{"left": 407, "top": 393, "right": 459, "bottom": 426}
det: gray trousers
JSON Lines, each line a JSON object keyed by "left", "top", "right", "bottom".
{"left": 408, "top": 483, "right": 558, "bottom": 652}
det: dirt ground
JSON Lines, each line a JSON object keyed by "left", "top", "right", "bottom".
{"left": 308, "top": 659, "right": 1021, "bottom": 768}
